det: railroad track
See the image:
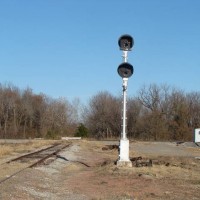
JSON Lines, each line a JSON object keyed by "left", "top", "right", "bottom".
{"left": 0, "top": 142, "right": 71, "bottom": 184}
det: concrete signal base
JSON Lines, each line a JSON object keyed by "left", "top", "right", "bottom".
{"left": 117, "top": 139, "right": 132, "bottom": 167}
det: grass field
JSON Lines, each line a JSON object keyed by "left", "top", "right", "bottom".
{"left": 0, "top": 139, "right": 57, "bottom": 156}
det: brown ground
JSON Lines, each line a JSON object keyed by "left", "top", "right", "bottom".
{"left": 0, "top": 140, "right": 200, "bottom": 200}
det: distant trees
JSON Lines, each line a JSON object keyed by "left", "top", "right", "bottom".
{"left": 84, "top": 91, "right": 121, "bottom": 139}
{"left": 86, "top": 84, "right": 200, "bottom": 141}
{"left": 0, "top": 83, "right": 80, "bottom": 139}
{"left": 137, "top": 84, "right": 169, "bottom": 140}
{"left": 126, "top": 84, "right": 198, "bottom": 141}
{"left": 1, "top": 82, "right": 200, "bottom": 141}
{"left": 0, "top": 84, "right": 21, "bottom": 138}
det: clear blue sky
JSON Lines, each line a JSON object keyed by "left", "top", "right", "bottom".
{"left": 0, "top": 0, "right": 200, "bottom": 103}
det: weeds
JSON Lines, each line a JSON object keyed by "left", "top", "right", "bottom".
{"left": 0, "top": 140, "right": 57, "bottom": 156}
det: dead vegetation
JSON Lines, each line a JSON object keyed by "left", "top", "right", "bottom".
{"left": 0, "top": 140, "right": 58, "bottom": 157}
{"left": 0, "top": 145, "right": 12, "bottom": 156}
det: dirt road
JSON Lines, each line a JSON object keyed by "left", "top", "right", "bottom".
{"left": 0, "top": 140, "right": 200, "bottom": 200}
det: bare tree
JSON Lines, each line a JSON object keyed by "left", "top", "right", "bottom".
{"left": 127, "top": 97, "right": 143, "bottom": 139}
{"left": 137, "top": 84, "right": 169, "bottom": 140}
{"left": 186, "top": 92, "right": 200, "bottom": 128}
{"left": 86, "top": 91, "right": 121, "bottom": 139}
{"left": 167, "top": 89, "right": 191, "bottom": 140}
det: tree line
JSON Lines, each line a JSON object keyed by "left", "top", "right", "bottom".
{"left": 0, "top": 83, "right": 79, "bottom": 139}
{"left": 85, "top": 84, "right": 200, "bottom": 141}
{"left": 0, "top": 83, "right": 200, "bottom": 141}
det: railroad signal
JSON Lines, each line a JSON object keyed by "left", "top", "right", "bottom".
{"left": 117, "top": 34, "right": 134, "bottom": 167}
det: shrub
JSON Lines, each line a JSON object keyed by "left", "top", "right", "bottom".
{"left": 45, "top": 130, "right": 61, "bottom": 139}
{"left": 75, "top": 123, "right": 88, "bottom": 137}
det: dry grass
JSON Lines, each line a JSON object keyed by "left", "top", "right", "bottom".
{"left": 0, "top": 140, "right": 58, "bottom": 157}
{"left": 0, "top": 145, "right": 13, "bottom": 156}
{"left": 134, "top": 164, "right": 199, "bottom": 180}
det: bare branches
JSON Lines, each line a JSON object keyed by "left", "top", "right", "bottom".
{"left": 0, "top": 82, "right": 200, "bottom": 141}
{"left": 85, "top": 91, "right": 121, "bottom": 139}
{"left": 0, "top": 84, "right": 78, "bottom": 139}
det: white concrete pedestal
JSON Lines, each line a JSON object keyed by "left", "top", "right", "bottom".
{"left": 117, "top": 139, "right": 132, "bottom": 167}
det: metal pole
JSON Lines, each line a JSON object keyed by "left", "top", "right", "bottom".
{"left": 122, "top": 78, "right": 128, "bottom": 140}
{"left": 122, "top": 51, "right": 128, "bottom": 62}
{"left": 121, "top": 50, "right": 128, "bottom": 140}
{"left": 118, "top": 75, "right": 132, "bottom": 166}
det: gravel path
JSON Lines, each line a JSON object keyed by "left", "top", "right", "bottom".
{"left": 0, "top": 142, "right": 90, "bottom": 200}
{"left": 131, "top": 141, "right": 200, "bottom": 157}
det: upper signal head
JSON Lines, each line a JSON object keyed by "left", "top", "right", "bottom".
{"left": 118, "top": 34, "right": 134, "bottom": 51}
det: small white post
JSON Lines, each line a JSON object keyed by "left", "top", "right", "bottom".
{"left": 194, "top": 128, "right": 200, "bottom": 143}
